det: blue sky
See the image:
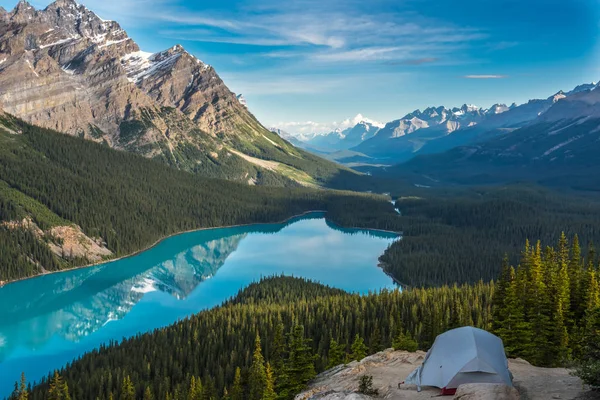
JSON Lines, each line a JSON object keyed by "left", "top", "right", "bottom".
{"left": 5, "top": 0, "right": 600, "bottom": 133}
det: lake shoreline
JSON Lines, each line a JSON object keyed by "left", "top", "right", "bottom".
{"left": 1, "top": 210, "right": 401, "bottom": 287}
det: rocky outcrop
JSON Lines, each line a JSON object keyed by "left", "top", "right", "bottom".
{"left": 454, "top": 383, "right": 520, "bottom": 400}
{"left": 0, "top": 0, "right": 308, "bottom": 183}
{"left": 296, "top": 349, "right": 588, "bottom": 400}
{"left": 1, "top": 217, "right": 112, "bottom": 264}
{"left": 47, "top": 225, "right": 112, "bottom": 262}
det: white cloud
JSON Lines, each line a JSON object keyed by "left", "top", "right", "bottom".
{"left": 221, "top": 74, "right": 349, "bottom": 95}
{"left": 275, "top": 114, "right": 383, "bottom": 135}
{"left": 59, "top": 0, "right": 487, "bottom": 66}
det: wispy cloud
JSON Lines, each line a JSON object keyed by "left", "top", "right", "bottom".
{"left": 221, "top": 73, "right": 350, "bottom": 95}
{"left": 78, "top": 0, "right": 488, "bottom": 65}
{"left": 464, "top": 74, "right": 508, "bottom": 79}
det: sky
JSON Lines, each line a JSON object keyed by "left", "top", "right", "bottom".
{"left": 3, "top": 0, "right": 600, "bottom": 134}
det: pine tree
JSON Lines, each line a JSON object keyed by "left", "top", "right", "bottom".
{"left": 527, "top": 241, "right": 554, "bottom": 365}
{"left": 326, "top": 339, "right": 346, "bottom": 369}
{"left": 492, "top": 255, "right": 511, "bottom": 332}
{"left": 569, "top": 235, "right": 583, "bottom": 321}
{"left": 271, "top": 323, "right": 289, "bottom": 399}
{"left": 496, "top": 267, "right": 531, "bottom": 357}
{"left": 349, "top": 334, "right": 368, "bottom": 362}
{"left": 121, "top": 376, "right": 135, "bottom": 400}
{"left": 553, "top": 256, "right": 571, "bottom": 365}
{"left": 13, "top": 372, "right": 28, "bottom": 400}
{"left": 575, "top": 308, "right": 600, "bottom": 387}
{"left": 263, "top": 362, "right": 277, "bottom": 400}
{"left": 48, "top": 372, "right": 70, "bottom": 400}
{"left": 369, "top": 325, "right": 383, "bottom": 353}
{"left": 143, "top": 386, "right": 154, "bottom": 400}
{"left": 391, "top": 329, "right": 418, "bottom": 352}
{"left": 189, "top": 376, "right": 204, "bottom": 400}
{"left": 249, "top": 334, "right": 268, "bottom": 400}
{"left": 230, "top": 368, "right": 243, "bottom": 400}
{"left": 284, "top": 325, "right": 316, "bottom": 397}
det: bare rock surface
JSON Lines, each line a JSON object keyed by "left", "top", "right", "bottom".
{"left": 0, "top": 0, "right": 307, "bottom": 183}
{"left": 454, "top": 383, "right": 520, "bottom": 400}
{"left": 296, "top": 349, "right": 589, "bottom": 400}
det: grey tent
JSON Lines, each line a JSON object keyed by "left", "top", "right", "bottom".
{"left": 405, "top": 326, "right": 512, "bottom": 393}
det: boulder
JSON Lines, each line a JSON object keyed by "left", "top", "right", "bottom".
{"left": 453, "top": 383, "right": 520, "bottom": 400}
{"left": 295, "top": 390, "right": 373, "bottom": 400}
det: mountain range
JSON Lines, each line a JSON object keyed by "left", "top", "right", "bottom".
{"left": 0, "top": 0, "right": 354, "bottom": 187}
{"left": 277, "top": 83, "right": 600, "bottom": 171}
{"left": 273, "top": 115, "right": 384, "bottom": 153}
{"left": 379, "top": 82, "right": 600, "bottom": 190}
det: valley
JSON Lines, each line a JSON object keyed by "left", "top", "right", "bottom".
{"left": 0, "top": 0, "right": 599, "bottom": 399}
{"left": 0, "top": 214, "right": 398, "bottom": 397}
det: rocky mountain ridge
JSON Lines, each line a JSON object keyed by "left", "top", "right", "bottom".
{"left": 0, "top": 0, "right": 344, "bottom": 186}
{"left": 336, "top": 82, "right": 599, "bottom": 166}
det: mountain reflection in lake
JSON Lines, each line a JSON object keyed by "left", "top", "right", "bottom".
{"left": 0, "top": 212, "right": 398, "bottom": 395}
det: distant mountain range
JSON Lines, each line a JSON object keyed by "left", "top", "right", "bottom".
{"left": 275, "top": 82, "right": 600, "bottom": 172}
{"left": 380, "top": 82, "right": 600, "bottom": 190}
{"left": 0, "top": 0, "right": 354, "bottom": 187}
{"left": 271, "top": 115, "right": 384, "bottom": 153}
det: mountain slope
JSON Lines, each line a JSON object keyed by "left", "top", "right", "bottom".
{"left": 0, "top": 0, "right": 354, "bottom": 187}
{"left": 277, "top": 115, "right": 383, "bottom": 154}
{"left": 387, "top": 114, "right": 600, "bottom": 190}
{"left": 351, "top": 104, "right": 489, "bottom": 163}
{"left": 0, "top": 113, "right": 397, "bottom": 282}
{"left": 349, "top": 84, "right": 597, "bottom": 166}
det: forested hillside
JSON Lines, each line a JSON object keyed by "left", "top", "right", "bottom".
{"left": 18, "top": 241, "right": 600, "bottom": 399}
{"left": 381, "top": 185, "right": 600, "bottom": 286}
{"left": 24, "top": 276, "right": 494, "bottom": 400}
{"left": 492, "top": 235, "right": 600, "bottom": 368}
{"left": 0, "top": 116, "right": 400, "bottom": 282}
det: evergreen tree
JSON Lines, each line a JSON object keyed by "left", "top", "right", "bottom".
{"left": 271, "top": 323, "right": 289, "bottom": 399}
{"left": 143, "top": 386, "right": 154, "bottom": 400}
{"left": 575, "top": 308, "right": 600, "bottom": 387}
{"left": 189, "top": 376, "right": 204, "bottom": 400}
{"left": 492, "top": 255, "right": 511, "bottom": 332}
{"left": 249, "top": 334, "right": 268, "bottom": 400}
{"left": 569, "top": 235, "right": 583, "bottom": 321}
{"left": 48, "top": 372, "right": 70, "bottom": 400}
{"left": 230, "top": 368, "right": 243, "bottom": 400}
{"left": 553, "top": 257, "right": 571, "bottom": 365}
{"left": 349, "top": 334, "right": 368, "bottom": 362}
{"left": 357, "top": 375, "right": 378, "bottom": 396}
{"left": 391, "top": 329, "right": 418, "bottom": 352}
{"left": 495, "top": 267, "right": 531, "bottom": 357}
{"left": 121, "top": 376, "right": 135, "bottom": 400}
{"left": 13, "top": 372, "right": 28, "bottom": 400}
{"left": 263, "top": 362, "right": 277, "bottom": 400}
{"left": 284, "top": 325, "right": 316, "bottom": 397}
{"left": 326, "top": 339, "right": 346, "bottom": 369}
{"left": 369, "top": 326, "right": 383, "bottom": 353}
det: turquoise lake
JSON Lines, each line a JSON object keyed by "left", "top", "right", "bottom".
{"left": 0, "top": 212, "right": 398, "bottom": 395}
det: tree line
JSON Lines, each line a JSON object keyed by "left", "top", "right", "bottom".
{"left": 381, "top": 185, "right": 600, "bottom": 287}
{"left": 18, "top": 276, "right": 493, "bottom": 399}
{"left": 492, "top": 234, "right": 600, "bottom": 371}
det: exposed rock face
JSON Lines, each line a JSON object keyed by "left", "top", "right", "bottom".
{"left": 454, "top": 383, "right": 520, "bottom": 400}
{"left": 1, "top": 217, "right": 112, "bottom": 265}
{"left": 0, "top": 0, "right": 304, "bottom": 182}
{"left": 47, "top": 225, "right": 113, "bottom": 262}
{"left": 296, "top": 349, "right": 588, "bottom": 400}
